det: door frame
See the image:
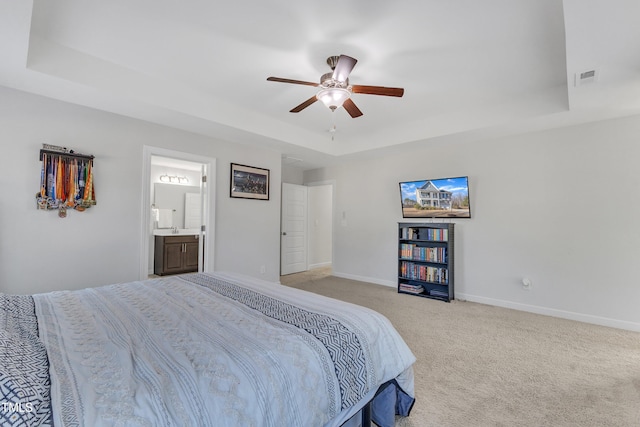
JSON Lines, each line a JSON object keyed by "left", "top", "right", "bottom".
{"left": 139, "top": 145, "right": 216, "bottom": 280}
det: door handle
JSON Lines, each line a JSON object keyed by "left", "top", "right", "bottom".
{"left": 282, "top": 232, "right": 287, "bottom": 236}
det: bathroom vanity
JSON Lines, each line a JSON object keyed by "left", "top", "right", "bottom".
{"left": 153, "top": 232, "right": 202, "bottom": 276}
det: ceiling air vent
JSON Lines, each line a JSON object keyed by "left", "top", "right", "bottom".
{"left": 574, "top": 69, "right": 599, "bottom": 86}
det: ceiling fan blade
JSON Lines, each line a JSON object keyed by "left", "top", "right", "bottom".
{"left": 343, "top": 98, "right": 363, "bottom": 118}
{"left": 352, "top": 85, "right": 404, "bottom": 97}
{"left": 267, "top": 77, "right": 319, "bottom": 87}
{"left": 290, "top": 96, "right": 318, "bottom": 113}
{"left": 332, "top": 55, "right": 358, "bottom": 82}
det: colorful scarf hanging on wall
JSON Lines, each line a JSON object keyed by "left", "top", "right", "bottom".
{"left": 36, "top": 144, "right": 96, "bottom": 217}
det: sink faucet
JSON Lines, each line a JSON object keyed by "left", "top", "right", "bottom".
{"left": 171, "top": 226, "right": 178, "bottom": 234}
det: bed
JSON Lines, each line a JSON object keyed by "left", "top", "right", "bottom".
{"left": 1, "top": 272, "right": 415, "bottom": 427}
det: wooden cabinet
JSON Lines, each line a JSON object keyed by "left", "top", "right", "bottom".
{"left": 398, "top": 222, "right": 454, "bottom": 302}
{"left": 154, "top": 235, "right": 201, "bottom": 276}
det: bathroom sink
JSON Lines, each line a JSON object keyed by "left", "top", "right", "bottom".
{"left": 153, "top": 228, "right": 200, "bottom": 236}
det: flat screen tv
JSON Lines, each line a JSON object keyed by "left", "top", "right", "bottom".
{"left": 399, "top": 176, "right": 471, "bottom": 218}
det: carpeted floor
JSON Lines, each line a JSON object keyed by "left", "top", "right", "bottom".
{"left": 281, "top": 270, "right": 640, "bottom": 427}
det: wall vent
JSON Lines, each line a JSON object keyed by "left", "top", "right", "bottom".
{"left": 575, "top": 68, "right": 599, "bottom": 86}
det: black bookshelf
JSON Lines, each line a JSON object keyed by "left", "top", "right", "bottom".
{"left": 398, "top": 222, "right": 454, "bottom": 302}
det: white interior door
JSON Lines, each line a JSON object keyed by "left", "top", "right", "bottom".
{"left": 281, "top": 183, "right": 308, "bottom": 275}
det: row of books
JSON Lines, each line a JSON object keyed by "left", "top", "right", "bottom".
{"left": 399, "top": 283, "right": 424, "bottom": 294}
{"left": 399, "top": 243, "right": 447, "bottom": 263}
{"left": 400, "top": 227, "right": 448, "bottom": 242}
{"left": 399, "top": 261, "right": 449, "bottom": 284}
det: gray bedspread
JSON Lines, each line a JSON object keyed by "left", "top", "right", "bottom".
{"left": 3, "top": 272, "right": 415, "bottom": 426}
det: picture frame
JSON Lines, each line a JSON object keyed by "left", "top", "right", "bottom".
{"left": 230, "top": 163, "right": 270, "bottom": 200}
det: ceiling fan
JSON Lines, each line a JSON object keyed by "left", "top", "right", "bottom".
{"left": 267, "top": 54, "right": 404, "bottom": 118}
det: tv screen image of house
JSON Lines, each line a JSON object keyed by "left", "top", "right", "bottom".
{"left": 399, "top": 176, "right": 471, "bottom": 218}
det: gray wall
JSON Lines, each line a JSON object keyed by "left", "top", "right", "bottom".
{"left": 305, "top": 115, "right": 640, "bottom": 331}
{"left": 0, "top": 86, "right": 282, "bottom": 293}
{"left": 282, "top": 165, "right": 304, "bottom": 185}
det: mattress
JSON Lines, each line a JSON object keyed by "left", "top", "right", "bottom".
{"left": 1, "top": 272, "right": 415, "bottom": 427}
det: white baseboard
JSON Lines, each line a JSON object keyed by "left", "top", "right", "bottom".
{"left": 456, "top": 292, "right": 640, "bottom": 332}
{"left": 328, "top": 273, "right": 640, "bottom": 332}
{"left": 308, "top": 262, "right": 332, "bottom": 270}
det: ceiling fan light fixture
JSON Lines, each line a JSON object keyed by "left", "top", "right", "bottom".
{"left": 267, "top": 54, "right": 403, "bottom": 118}
{"left": 316, "top": 87, "right": 351, "bottom": 111}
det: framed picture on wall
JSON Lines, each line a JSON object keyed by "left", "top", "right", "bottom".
{"left": 230, "top": 163, "right": 270, "bottom": 200}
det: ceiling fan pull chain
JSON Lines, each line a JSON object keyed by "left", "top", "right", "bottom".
{"left": 330, "top": 111, "right": 337, "bottom": 141}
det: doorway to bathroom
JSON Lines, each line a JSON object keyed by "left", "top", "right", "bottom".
{"left": 139, "top": 146, "right": 216, "bottom": 280}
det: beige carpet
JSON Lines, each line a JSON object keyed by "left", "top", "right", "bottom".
{"left": 281, "top": 271, "right": 640, "bottom": 427}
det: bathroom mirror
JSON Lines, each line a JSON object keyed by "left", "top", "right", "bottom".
{"left": 154, "top": 183, "right": 200, "bottom": 229}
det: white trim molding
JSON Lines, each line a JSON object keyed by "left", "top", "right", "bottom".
{"left": 456, "top": 292, "right": 640, "bottom": 332}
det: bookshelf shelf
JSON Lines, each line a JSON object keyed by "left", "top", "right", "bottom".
{"left": 398, "top": 222, "right": 454, "bottom": 302}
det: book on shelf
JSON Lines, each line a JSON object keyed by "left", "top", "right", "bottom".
{"left": 422, "top": 228, "right": 448, "bottom": 241}
{"left": 400, "top": 261, "right": 449, "bottom": 284}
{"left": 400, "top": 282, "right": 423, "bottom": 291}
{"left": 429, "top": 289, "right": 449, "bottom": 298}
{"left": 400, "top": 227, "right": 419, "bottom": 240}
{"left": 399, "top": 243, "right": 447, "bottom": 262}
{"left": 399, "top": 283, "right": 424, "bottom": 294}
{"left": 400, "top": 227, "right": 448, "bottom": 242}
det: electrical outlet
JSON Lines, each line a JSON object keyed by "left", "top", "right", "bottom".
{"left": 260, "top": 265, "right": 266, "bottom": 274}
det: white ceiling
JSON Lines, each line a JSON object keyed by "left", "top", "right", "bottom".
{"left": 2, "top": 0, "right": 640, "bottom": 170}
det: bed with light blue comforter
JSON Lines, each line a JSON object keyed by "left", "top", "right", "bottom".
{"left": 1, "top": 272, "right": 415, "bottom": 427}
